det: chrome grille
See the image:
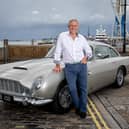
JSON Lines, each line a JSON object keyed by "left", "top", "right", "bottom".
{"left": 0, "top": 79, "right": 30, "bottom": 94}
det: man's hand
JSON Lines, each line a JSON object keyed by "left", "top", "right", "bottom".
{"left": 53, "top": 64, "right": 62, "bottom": 73}
{"left": 81, "top": 56, "right": 87, "bottom": 64}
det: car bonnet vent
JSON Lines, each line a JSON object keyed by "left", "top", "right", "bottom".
{"left": 13, "top": 66, "right": 28, "bottom": 70}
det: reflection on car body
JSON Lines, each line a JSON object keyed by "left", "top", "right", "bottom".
{"left": 0, "top": 41, "right": 129, "bottom": 113}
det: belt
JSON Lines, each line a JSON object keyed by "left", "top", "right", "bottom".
{"left": 65, "top": 61, "right": 81, "bottom": 65}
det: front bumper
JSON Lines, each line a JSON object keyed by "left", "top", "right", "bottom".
{"left": 14, "top": 96, "right": 53, "bottom": 106}
{"left": 0, "top": 92, "right": 53, "bottom": 106}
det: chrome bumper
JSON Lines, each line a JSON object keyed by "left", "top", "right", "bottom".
{"left": 14, "top": 96, "right": 53, "bottom": 106}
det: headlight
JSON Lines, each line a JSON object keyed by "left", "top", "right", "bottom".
{"left": 31, "top": 76, "right": 44, "bottom": 93}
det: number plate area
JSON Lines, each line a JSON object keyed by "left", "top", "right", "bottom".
{"left": 0, "top": 94, "right": 13, "bottom": 102}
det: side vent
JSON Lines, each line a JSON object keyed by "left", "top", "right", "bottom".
{"left": 13, "top": 67, "right": 28, "bottom": 70}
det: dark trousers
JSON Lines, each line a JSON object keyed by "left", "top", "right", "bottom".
{"left": 64, "top": 63, "right": 87, "bottom": 112}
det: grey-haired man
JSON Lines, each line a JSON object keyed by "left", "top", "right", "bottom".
{"left": 53, "top": 19, "right": 92, "bottom": 118}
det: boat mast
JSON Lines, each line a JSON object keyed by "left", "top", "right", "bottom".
{"left": 112, "top": 0, "right": 126, "bottom": 53}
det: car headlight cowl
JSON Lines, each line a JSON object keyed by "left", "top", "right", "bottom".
{"left": 31, "top": 76, "right": 44, "bottom": 93}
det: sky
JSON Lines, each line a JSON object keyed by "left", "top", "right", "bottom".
{"left": 0, "top": 0, "right": 129, "bottom": 40}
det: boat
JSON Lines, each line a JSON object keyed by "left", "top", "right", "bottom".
{"left": 95, "top": 25, "right": 108, "bottom": 42}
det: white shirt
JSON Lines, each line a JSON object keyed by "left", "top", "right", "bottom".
{"left": 54, "top": 31, "right": 92, "bottom": 64}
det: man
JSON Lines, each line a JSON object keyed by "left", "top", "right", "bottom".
{"left": 53, "top": 19, "right": 92, "bottom": 118}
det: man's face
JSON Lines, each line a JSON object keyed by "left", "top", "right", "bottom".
{"left": 68, "top": 21, "right": 79, "bottom": 34}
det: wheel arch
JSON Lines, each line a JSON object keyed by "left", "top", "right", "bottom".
{"left": 52, "top": 79, "right": 72, "bottom": 113}
{"left": 53, "top": 79, "right": 67, "bottom": 98}
{"left": 118, "top": 65, "right": 127, "bottom": 76}
{"left": 114, "top": 65, "right": 126, "bottom": 88}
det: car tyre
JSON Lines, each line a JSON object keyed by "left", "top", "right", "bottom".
{"left": 52, "top": 82, "right": 72, "bottom": 114}
{"left": 115, "top": 67, "right": 125, "bottom": 88}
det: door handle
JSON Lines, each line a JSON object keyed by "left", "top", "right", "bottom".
{"left": 88, "top": 71, "right": 92, "bottom": 75}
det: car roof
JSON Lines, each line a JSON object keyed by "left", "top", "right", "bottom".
{"left": 88, "top": 40, "right": 111, "bottom": 47}
{"left": 88, "top": 40, "right": 120, "bottom": 56}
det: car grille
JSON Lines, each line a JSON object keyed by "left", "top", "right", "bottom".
{"left": 0, "top": 79, "right": 30, "bottom": 94}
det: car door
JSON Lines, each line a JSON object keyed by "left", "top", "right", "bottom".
{"left": 88, "top": 45, "right": 116, "bottom": 92}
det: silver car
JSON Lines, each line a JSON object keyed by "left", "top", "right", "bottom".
{"left": 0, "top": 41, "right": 129, "bottom": 113}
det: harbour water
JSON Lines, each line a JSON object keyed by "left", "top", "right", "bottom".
{"left": 0, "top": 40, "right": 53, "bottom": 48}
{"left": 0, "top": 40, "right": 32, "bottom": 48}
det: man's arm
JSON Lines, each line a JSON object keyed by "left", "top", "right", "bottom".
{"left": 53, "top": 34, "right": 63, "bottom": 72}
{"left": 81, "top": 56, "right": 88, "bottom": 64}
{"left": 83, "top": 38, "right": 92, "bottom": 60}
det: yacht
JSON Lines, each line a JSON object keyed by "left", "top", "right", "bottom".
{"left": 95, "top": 25, "right": 108, "bottom": 41}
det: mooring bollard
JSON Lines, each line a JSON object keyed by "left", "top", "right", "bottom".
{"left": 3, "top": 39, "right": 8, "bottom": 64}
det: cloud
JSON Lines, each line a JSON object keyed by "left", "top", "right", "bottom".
{"left": 51, "top": 8, "right": 57, "bottom": 11}
{"left": 51, "top": 14, "right": 61, "bottom": 20}
{"left": 0, "top": 0, "right": 115, "bottom": 26}
{"left": 32, "top": 10, "right": 40, "bottom": 15}
{"left": 89, "top": 14, "right": 105, "bottom": 23}
{"left": 0, "top": 0, "right": 128, "bottom": 39}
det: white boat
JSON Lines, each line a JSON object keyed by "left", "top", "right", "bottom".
{"left": 95, "top": 25, "right": 108, "bottom": 41}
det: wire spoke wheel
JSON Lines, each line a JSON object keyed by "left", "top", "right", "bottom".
{"left": 116, "top": 68, "right": 124, "bottom": 88}
{"left": 53, "top": 83, "right": 72, "bottom": 113}
{"left": 58, "top": 85, "right": 72, "bottom": 109}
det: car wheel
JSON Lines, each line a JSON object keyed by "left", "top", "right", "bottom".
{"left": 52, "top": 83, "right": 72, "bottom": 114}
{"left": 115, "top": 67, "right": 125, "bottom": 88}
